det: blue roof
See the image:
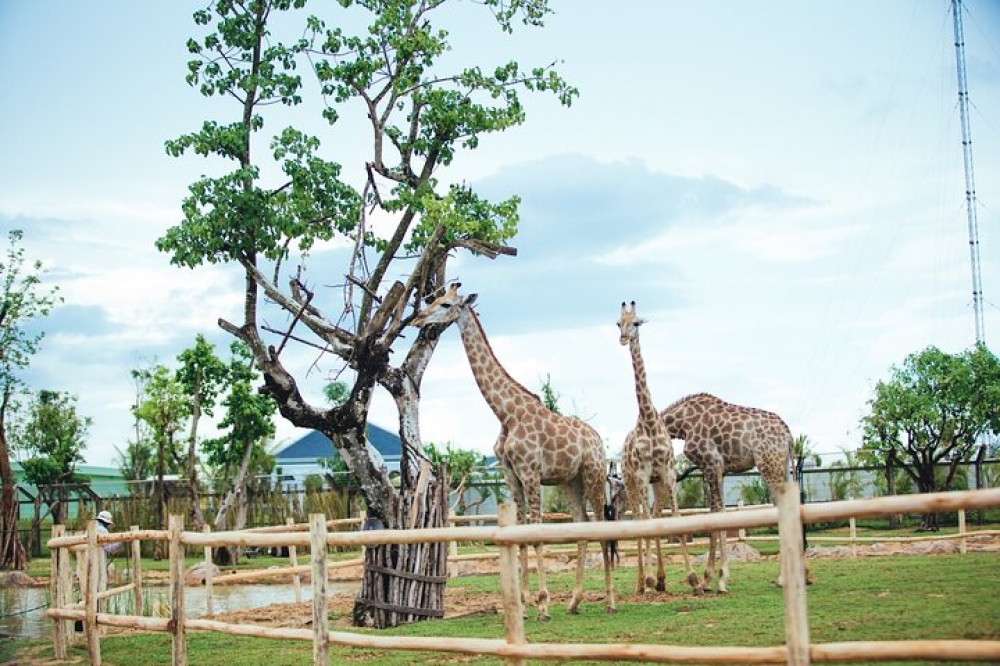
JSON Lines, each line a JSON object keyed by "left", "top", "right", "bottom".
{"left": 276, "top": 423, "right": 401, "bottom": 460}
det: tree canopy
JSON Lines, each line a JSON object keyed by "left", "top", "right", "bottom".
{"left": 156, "top": 0, "right": 575, "bottom": 530}
{"left": 0, "top": 229, "right": 61, "bottom": 569}
{"left": 859, "top": 344, "right": 1000, "bottom": 529}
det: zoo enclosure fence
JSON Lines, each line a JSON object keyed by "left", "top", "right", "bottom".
{"left": 45, "top": 485, "right": 1000, "bottom": 666}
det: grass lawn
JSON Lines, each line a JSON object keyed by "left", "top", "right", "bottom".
{"left": 4, "top": 550, "right": 998, "bottom": 665}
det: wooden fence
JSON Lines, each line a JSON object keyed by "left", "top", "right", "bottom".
{"left": 46, "top": 484, "right": 1000, "bottom": 665}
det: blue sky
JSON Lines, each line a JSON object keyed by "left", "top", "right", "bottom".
{"left": 1, "top": 1, "right": 998, "bottom": 468}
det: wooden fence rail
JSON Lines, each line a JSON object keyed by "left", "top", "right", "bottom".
{"left": 46, "top": 485, "right": 1000, "bottom": 665}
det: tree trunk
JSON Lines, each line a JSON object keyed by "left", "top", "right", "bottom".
{"left": 213, "top": 439, "right": 256, "bottom": 565}
{"left": 0, "top": 395, "right": 26, "bottom": 570}
{"left": 352, "top": 461, "right": 448, "bottom": 628}
{"left": 915, "top": 464, "right": 939, "bottom": 531}
{"left": 184, "top": 384, "right": 207, "bottom": 531}
{"left": 152, "top": 435, "right": 167, "bottom": 560}
{"left": 886, "top": 450, "right": 898, "bottom": 529}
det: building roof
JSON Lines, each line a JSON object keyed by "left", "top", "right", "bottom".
{"left": 276, "top": 423, "right": 401, "bottom": 461}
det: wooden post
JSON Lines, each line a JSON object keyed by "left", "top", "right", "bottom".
{"left": 203, "top": 524, "right": 214, "bottom": 615}
{"left": 59, "top": 529, "right": 74, "bottom": 646}
{"left": 448, "top": 507, "right": 459, "bottom": 579}
{"left": 737, "top": 500, "right": 746, "bottom": 541}
{"left": 778, "top": 483, "right": 810, "bottom": 666}
{"left": 958, "top": 509, "right": 967, "bottom": 555}
{"left": 287, "top": 517, "right": 302, "bottom": 603}
{"left": 169, "top": 514, "right": 187, "bottom": 666}
{"left": 131, "top": 525, "right": 143, "bottom": 617}
{"left": 51, "top": 525, "right": 66, "bottom": 659}
{"left": 849, "top": 518, "right": 857, "bottom": 558}
{"left": 497, "top": 502, "right": 526, "bottom": 666}
{"left": 310, "top": 514, "right": 329, "bottom": 665}
{"left": 86, "top": 519, "right": 102, "bottom": 665}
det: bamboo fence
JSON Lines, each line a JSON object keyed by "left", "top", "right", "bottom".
{"left": 46, "top": 485, "right": 1000, "bottom": 665}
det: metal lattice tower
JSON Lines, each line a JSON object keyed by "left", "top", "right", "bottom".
{"left": 952, "top": 0, "right": 986, "bottom": 344}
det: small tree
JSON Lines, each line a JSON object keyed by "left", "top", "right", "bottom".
{"left": 827, "top": 449, "right": 864, "bottom": 502}
{"left": 424, "top": 441, "right": 499, "bottom": 515}
{"left": 202, "top": 341, "right": 277, "bottom": 563}
{"left": 132, "top": 364, "right": 187, "bottom": 556}
{"left": 176, "top": 335, "right": 228, "bottom": 530}
{"left": 0, "top": 229, "right": 61, "bottom": 570}
{"left": 860, "top": 344, "right": 1000, "bottom": 530}
{"left": 11, "top": 390, "right": 90, "bottom": 524}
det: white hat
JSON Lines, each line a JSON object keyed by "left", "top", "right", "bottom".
{"left": 97, "top": 510, "right": 113, "bottom": 525}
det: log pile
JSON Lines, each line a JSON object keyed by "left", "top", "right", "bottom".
{"left": 353, "top": 463, "right": 449, "bottom": 628}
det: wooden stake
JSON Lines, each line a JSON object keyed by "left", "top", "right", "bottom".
{"left": 86, "top": 519, "right": 101, "bottom": 665}
{"left": 310, "top": 513, "right": 329, "bottom": 665}
{"left": 51, "top": 525, "right": 66, "bottom": 659}
{"left": 778, "top": 483, "right": 810, "bottom": 666}
{"left": 849, "top": 518, "right": 857, "bottom": 558}
{"left": 497, "top": 503, "right": 526, "bottom": 666}
{"left": 59, "top": 528, "right": 74, "bottom": 646}
{"left": 958, "top": 509, "right": 967, "bottom": 554}
{"left": 203, "top": 524, "right": 214, "bottom": 616}
{"left": 169, "top": 515, "right": 187, "bottom": 666}
{"left": 131, "top": 525, "right": 143, "bottom": 617}
{"left": 287, "top": 517, "right": 302, "bottom": 603}
{"left": 448, "top": 507, "right": 459, "bottom": 579}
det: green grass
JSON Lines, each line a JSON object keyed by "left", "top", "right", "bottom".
{"left": 5, "top": 551, "right": 998, "bottom": 665}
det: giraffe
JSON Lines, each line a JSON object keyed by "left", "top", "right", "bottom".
{"left": 616, "top": 302, "right": 701, "bottom": 595}
{"left": 412, "top": 284, "right": 616, "bottom": 619}
{"left": 660, "top": 392, "right": 796, "bottom": 593}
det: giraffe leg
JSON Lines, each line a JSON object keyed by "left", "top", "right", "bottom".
{"left": 654, "top": 536, "right": 666, "bottom": 592}
{"left": 583, "top": 470, "right": 616, "bottom": 614}
{"left": 519, "top": 544, "right": 531, "bottom": 613}
{"left": 567, "top": 539, "right": 586, "bottom": 614}
{"left": 649, "top": 484, "right": 667, "bottom": 592}
{"left": 705, "top": 464, "right": 727, "bottom": 593}
{"left": 564, "top": 479, "right": 588, "bottom": 615}
{"left": 522, "top": 485, "right": 549, "bottom": 621}
{"left": 533, "top": 542, "right": 550, "bottom": 621}
{"left": 659, "top": 478, "right": 703, "bottom": 595}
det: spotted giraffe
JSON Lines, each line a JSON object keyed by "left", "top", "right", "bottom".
{"left": 661, "top": 392, "right": 796, "bottom": 592}
{"left": 412, "top": 284, "right": 616, "bottom": 619}
{"left": 616, "top": 302, "right": 701, "bottom": 595}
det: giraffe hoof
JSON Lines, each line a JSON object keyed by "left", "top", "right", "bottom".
{"left": 655, "top": 579, "right": 666, "bottom": 593}
{"left": 537, "top": 612, "right": 551, "bottom": 622}
{"left": 605, "top": 605, "right": 618, "bottom": 615}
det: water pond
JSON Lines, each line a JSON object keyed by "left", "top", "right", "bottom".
{"left": 0, "top": 580, "right": 358, "bottom": 639}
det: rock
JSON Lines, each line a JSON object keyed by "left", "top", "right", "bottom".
{"left": 185, "top": 562, "right": 221, "bottom": 585}
{"left": 806, "top": 545, "right": 854, "bottom": 559}
{"left": 910, "top": 540, "right": 957, "bottom": 555}
{"left": 0, "top": 571, "right": 36, "bottom": 587}
{"left": 693, "top": 542, "right": 762, "bottom": 565}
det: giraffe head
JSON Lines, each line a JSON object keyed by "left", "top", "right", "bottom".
{"left": 411, "top": 283, "right": 478, "bottom": 327}
{"left": 616, "top": 301, "right": 644, "bottom": 346}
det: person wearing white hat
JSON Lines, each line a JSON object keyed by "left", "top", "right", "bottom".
{"left": 96, "top": 510, "right": 122, "bottom": 555}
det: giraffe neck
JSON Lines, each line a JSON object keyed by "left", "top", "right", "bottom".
{"left": 628, "top": 336, "right": 660, "bottom": 428}
{"left": 456, "top": 307, "right": 538, "bottom": 422}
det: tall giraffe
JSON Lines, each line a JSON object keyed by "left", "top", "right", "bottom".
{"left": 412, "top": 285, "right": 616, "bottom": 619}
{"left": 661, "top": 393, "right": 795, "bottom": 593}
{"left": 617, "top": 302, "right": 701, "bottom": 595}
